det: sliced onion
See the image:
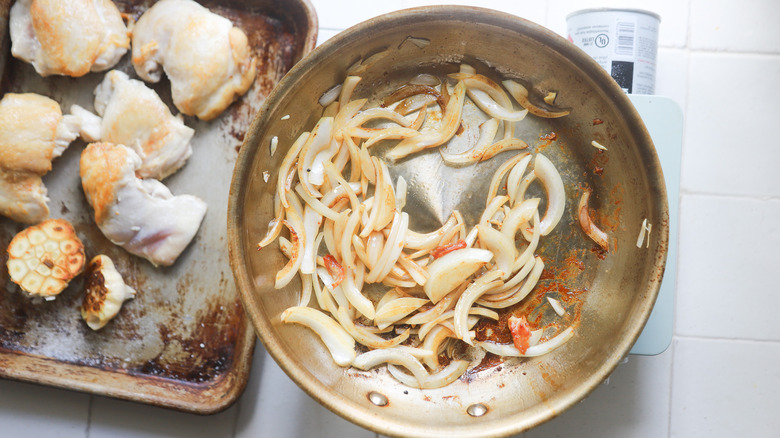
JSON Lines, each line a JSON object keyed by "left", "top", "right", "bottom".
{"left": 397, "top": 254, "right": 428, "bottom": 285}
{"left": 480, "top": 195, "right": 509, "bottom": 225}
{"left": 481, "top": 254, "right": 536, "bottom": 300}
{"left": 386, "top": 81, "right": 466, "bottom": 161}
{"left": 502, "top": 198, "right": 540, "bottom": 240}
{"left": 466, "top": 88, "right": 529, "bottom": 122}
{"left": 389, "top": 359, "right": 469, "bottom": 389}
{"left": 502, "top": 80, "right": 571, "bottom": 118}
{"left": 319, "top": 84, "right": 342, "bottom": 107}
{"left": 374, "top": 296, "right": 429, "bottom": 330}
{"left": 591, "top": 140, "right": 608, "bottom": 151}
{"left": 547, "top": 297, "right": 566, "bottom": 316}
{"left": 280, "top": 306, "right": 356, "bottom": 366}
{"left": 420, "top": 325, "right": 455, "bottom": 369}
{"left": 405, "top": 214, "right": 458, "bottom": 250}
{"left": 312, "top": 271, "right": 337, "bottom": 314}
{"left": 440, "top": 118, "right": 499, "bottom": 166}
{"left": 340, "top": 268, "right": 375, "bottom": 320}
{"left": 409, "top": 73, "right": 440, "bottom": 86}
{"left": 405, "top": 286, "right": 462, "bottom": 325}
{"left": 578, "top": 188, "right": 609, "bottom": 251}
{"left": 512, "top": 210, "right": 541, "bottom": 272}
{"left": 479, "top": 327, "right": 575, "bottom": 357}
{"left": 275, "top": 207, "right": 305, "bottom": 289}
{"left": 506, "top": 154, "right": 533, "bottom": 205}
{"left": 477, "top": 224, "right": 516, "bottom": 278}
{"left": 534, "top": 154, "right": 566, "bottom": 236}
{"left": 334, "top": 307, "right": 409, "bottom": 349}
{"left": 300, "top": 205, "right": 323, "bottom": 274}
{"left": 334, "top": 98, "right": 367, "bottom": 141}
{"left": 278, "top": 131, "right": 310, "bottom": 208}
{"left": 338, "top": 76, "right": 362, "bottom": 110}
{"left": 423, "top": 248, "right": 493, "bottom": 303}
{"left": 297, "top": 117, "right": 335, "bottom": 197}
{"left": 352, "top": 348, "right": 428, "bottom": 382}
{"left": 295, "top": 184, "right": 341, "bottom": 222}
{"left": 486, "top": 152, "right": 531, "bottom": 207}
{"left": 452, "top": 270, "right": 504, "bottom": 343}
{"left": 479, "top": 256, "right": 544, "bottom": 309}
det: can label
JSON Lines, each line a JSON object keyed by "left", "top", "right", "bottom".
{"left": 567, "top": 9, "right": 660, "bottom": 94}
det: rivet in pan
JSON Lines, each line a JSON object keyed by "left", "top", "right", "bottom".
{"left": 467, "top": 403, "right": 488, "bottom": 417}
{"left": 368, "top": 391, "right": 388, "bottom": 407}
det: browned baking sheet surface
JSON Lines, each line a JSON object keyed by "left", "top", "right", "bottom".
{"left": 0, "top": 0, "right": 316, "bottom": 413}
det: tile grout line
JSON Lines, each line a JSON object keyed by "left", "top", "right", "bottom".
{"left": 679, "top": 190, "right": 780, "bottom": 202}
{"left": 85, "top": 395, "right": 94, "bottom": 438}
{"left": 674, "top": 334, "right": 780, "bottom": 344}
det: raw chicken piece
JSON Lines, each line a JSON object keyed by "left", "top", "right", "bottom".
{"left": 131, "top": 0, "right": 256, "bottom": 120}
{"left": 81, "top": 255, "right": 136, "bottom": 330}
{"left": 79, "top": 142, "right": 207, "bottom": 267}
{"left": 0, "top": 93, "right": 80, "bottom": 223}
{"left": 72, "top": 70, "right": 194, "bottom": 180}
{"left": 10, "top": 0, "right": 130, "bottom": 77}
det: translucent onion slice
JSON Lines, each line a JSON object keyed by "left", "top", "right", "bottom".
{"left": 486, "top": 152, "right": 531, "bottom": 207}
{"left": 502, "top": 198, "right": 540, "bottom": 240}
{"left": 341, "top": 268, "right": 375, "bottom": 320}
{"left": 333, "top": 98, "right": 366, "bottom": 141}
{"left": 388, "top": 359, "right": 469, "bottom": 389}
{"left": 447, "top": 72, "right": 514, "bottom": 108}
{"left": 418, "top": 306, "right": 497, "bottom": 341}
{"left": 578, "top": 188, "right": 609, "bottom": 251}
{"left": 366, "top": 212, "right": 408, "bottom": 283}
{"left": 280, "top": 306, "right": 356, "bottom": 366}
{"left": 376, "top": 287, "right": 407, "bottom": 311}
{"left": 440, "top": 118, "right": 499, "bottom": 166}
{"left": 297, "top": 117, "right": 335, "bottom": 197}
{"left": 452, "top": 270, "right": 504, "bottom": 343}
{"left": 397, "top": 254, "right": 428, "bottom": 285}
{"left": 405, "top": 214, "right": 458, "bottom": 250}
{"left": 478, "top": 327, "right": 575, "bottom": 357}
{"left": 321, "top": 182, "right": 362, "bottom": 208}
{"left": 479, "top": 196, "right": 509, "bottom": 225}
{"left": 409, "top": 73, "right": 440, "bottom": 86}
{"left": 480, "top": 254, "right": 536, "bottom": 300}
{"left": 547, "top": 297, "right": 566, "bottom": 316}
{"left": 374, "top": 296, "right": 429, "bottom": 330}
{"left": 352, "top": 348, "right": 428, "bottom": 382}
{"left": 295, "top": 184, "right": 341, "bottom": 221}
{"left": 299, "top": 271, "right": 312, "bottom": 306}
{"left": 479, "top": 256, "right": 544, "bottom": 309}
{"left": 364, "top": 127, "right": 421, "bottom": 147}
{"left": 477, "top": 224, "right": 516, "bottom": 278}
{"left": 506, "top": 154, "right": 532, "bottom": 205}
{"left": 394, "top": 94, "right": 437, "bottom": 116}
{"left": 375, "top": 161, "right": 397, "bottom": 230}
{"left": 300, "top": 205, "right": 323, "bottom": 274}
{"left": 345, "top": 107, "right": 413, "bottom": 132}
{"left": 317, "top": 267, "right": 349, "bottom": 309}
{"left": 534, "top": 154, "right": 566, "bottom": 236}
{"left": 386, "top": 81, "right": 466, "bottom": 161}
{"left": 338, "top": 76, "right": 362, "bottom": 110}
{"left": 511, "top": 211, "right": 541, "bottom": 272}
{"left": 319, "top": 84, "right": 342, "bottom": 107}
{"left": 334, "top": 307, "right": 409, "bottom": 349}
{"left": 275, "top": 207, "right": 305, "bottom": 289}
{"left": 502, "top": 80, "right": 572, "bottom": 118}
{"left": 423, "top": 248, "right": 493, "bottom": 303}
{"left": 405, "top": 286, "right": 463, "bottom": 325}
{"left": 278, "top": 131, "right": 310, "bottom": 208}
{"left": 465, "top": 88, "right": 528, "bottom": 122}
{"left": 421, "top": 325, "right": 455, "bottom": 369}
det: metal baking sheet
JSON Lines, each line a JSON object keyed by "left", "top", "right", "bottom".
{"left": 0, "top": 0, "right": 317, "bottom": 413}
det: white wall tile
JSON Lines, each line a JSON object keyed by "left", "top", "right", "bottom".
{"left": 0, "top": 380, "right": 89, "bottom": 438}
{"left": 671, "top": 338, "right": 780, "bottom": 438}
{"left": 519, "top": 350, "right": 673, "bottom": 438}
{"left": 676, "top": 194, "right": 780, "bottom": 341}
{"left": 88, "top": 396, "right": 237, "bottom": 438}
{"left": 681, "top": 52, "right": 780, "bottom": 197}
{"left": 311, "top": 0, "right": 411, "bottom": 30}
{"left": 234, "top": 347, "right": 372, "bottom": 438}
{"left": 655, "top": 48, "right": 689, "bottom": 108}
{"left": 545, "top": 0, "right": 688, "bottom": 48}
{"left": 690, "top": 0, "right": 780, "bottom": 53}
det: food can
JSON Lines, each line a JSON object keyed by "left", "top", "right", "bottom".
{"left": 566, "top": 8, "right": 660, "bottom": 94}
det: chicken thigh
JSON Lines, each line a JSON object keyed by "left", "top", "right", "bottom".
{"left": 79, "top": 142, "right": 207, "bottom": 267}
{"left": 10, "top": 0, "right": 130, "bottom": 77}
{"left": 72, "top": 70, "right": 194, "bottom": 180}
{"left": 0, "top": 93, "right": 80, "bottom": 223}
{"left": 131, "top": 0, "right": 256, "bottom": 120}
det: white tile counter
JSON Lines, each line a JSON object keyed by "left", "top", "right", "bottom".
{"left": 2, "top": 1, "right": 779, "bottom": 437}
